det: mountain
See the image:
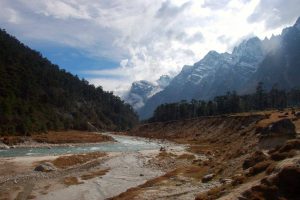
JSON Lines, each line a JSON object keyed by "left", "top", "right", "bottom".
{"left": 138, "top": 17, "right": 300, "bottom": 120}
{"left": 138, "top": 37, "right": 266, "bottom": 119}
{"left": 124, "top": 75, "right": 171, "bottom": 110}
{"left": 0, "top": 29, "right": 138, "bottom": 135}
{"left": 243, "top": 17, "right": 300, "bottom": 92}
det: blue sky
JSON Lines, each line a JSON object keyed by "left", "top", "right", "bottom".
{"left": 0, "top": 0, "right": 299, "bottom": 96}
{"left": 29, "top": 42, "right": 119, "bottom": 79}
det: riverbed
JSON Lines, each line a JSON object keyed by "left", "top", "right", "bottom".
{"left": 0, "top": 133, "right": 187, "bottom": 200}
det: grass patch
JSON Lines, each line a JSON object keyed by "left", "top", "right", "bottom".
{"left": 52, "top": 152, "right": 106, "bottom": 168}
{"left": 188, "top": 144, "right": 214, "bottom": 154}
{"left": 32, "top": 131, "right": 113, "bottom": 144}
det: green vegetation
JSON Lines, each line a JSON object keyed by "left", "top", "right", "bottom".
{"left": 0, "top": 29, "right": 138, "bottom": 135}
{"left": 149, "top": 82, "right": 300, "bottom": 122}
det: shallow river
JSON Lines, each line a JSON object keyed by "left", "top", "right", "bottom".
{"left": 0, "top": 134, "right": 162, "bottom": 157}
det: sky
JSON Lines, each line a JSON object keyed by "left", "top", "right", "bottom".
{"left": 0, "top": 0, "right": 299, "bottom": 96}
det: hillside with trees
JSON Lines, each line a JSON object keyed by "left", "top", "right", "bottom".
{"left": 149, "top": 82, "right": 300, "bottom": 122}
{"left": 0, "top": 29, "right": 138, "bottom": 135}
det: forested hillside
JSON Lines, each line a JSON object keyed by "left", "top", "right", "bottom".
{"left": 149, "top": 82, "right": 300, "bottom": 122}
{"left": 0, "top": 29, "right": 138, "bottom": 135}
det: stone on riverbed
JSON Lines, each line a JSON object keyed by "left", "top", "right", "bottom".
{"left": 202, "top": 173, "right": 215, "bottom": 183}
{"left": 34, "top": 162, "right": 57, "bottom": 172}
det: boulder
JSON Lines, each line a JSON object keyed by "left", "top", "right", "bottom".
{"left": 241, "top": 165, "right": 300, "bottom": 199}
{"left": 160, "top": 146, "right": 166, "bottom": 151}
{"left": 34, "top": 162, "right": 57, "bottom": 172}
{"left": 294, "top": 111, "right": 300, "bottom": 118}
{"left": 202, "top": 173, "right": 214, "bottom": 183}
{"left": 0, "top": 142, "right": 10, "bottom": 149}
{"left": 258, "top": 119, "right": 296, "bottom": 149}
{"left": 219, "top": 178, "right": 233, "bottom": 184}
{"left": 261, "top": 119, "right": 296, "bottom": 136}
{"left": 243, "top": 151, "right": 268, "bottom": 170}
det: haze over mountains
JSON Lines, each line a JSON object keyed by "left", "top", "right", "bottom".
{"left": 128, "top": 17, "right": 300, "bottom": 119}
{"left": 124, "top": 75, "right": 172, "bottom": 110}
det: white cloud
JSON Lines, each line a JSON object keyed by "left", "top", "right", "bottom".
{"left": 0, "top": 0, "right": 299, "bottom": 96}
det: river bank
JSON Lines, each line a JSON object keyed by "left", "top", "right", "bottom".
{"left": 0, "top": 131, "right": 114, "bottom": 150}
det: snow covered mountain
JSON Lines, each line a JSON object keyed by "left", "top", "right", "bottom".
{"left": 136, "top": 17, "right": 300, "bottom": 120}
{"left": 124, "top": 75, "right": 172, "bottom": 110}
{"left": 138, "top": 37, "right": 266, "bottom": 119}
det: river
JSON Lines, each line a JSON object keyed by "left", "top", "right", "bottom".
{"left": 0, "top": 133, "right": 162, "bottom": 157}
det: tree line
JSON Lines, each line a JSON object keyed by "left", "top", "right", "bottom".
{"left": 149, "top": 82, "right": 300, "bottom": 122}
{"left": 0, "top": 29, "right": 138, "bottom": 135}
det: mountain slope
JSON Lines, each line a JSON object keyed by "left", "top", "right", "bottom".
{"left": 0, "top": 29, "right": 138, "bottom": 135}
{"left": 139, "top": 37, "right": 265, "bottom": 119}
{"left": 243, "top": 17, "right": 300, "bottom": 92}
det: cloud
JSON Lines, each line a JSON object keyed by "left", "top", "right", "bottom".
{"left": 202, "top": 0, "right": 232, "bottom": 10}
{"left": 155, "top": 0, "right": 191, "bottom": 18}
{"left": 0, "top": 0, "right": 299, "bottom": 96}
{"left": 248, "top": 0, "right": 300, "bottom": 29}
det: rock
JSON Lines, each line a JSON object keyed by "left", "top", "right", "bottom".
{"left": 258, "top": 119, "right": 296, "bottom": 149}
{"left": 275, "top": 166, "right": 300, "bottom": 195}
{"left": 160, "top": 146, "right": 166, "bottom": 151}
{"left": 202, "top": 173, "right": 214, "bottom": 183}
{"left": 139, "top": 174, "right": 144, "bottom": 176}
{"left": 34, "top": 162, "right": 57, "bottom": 172}
{"left": 0, "top": 143, "right": 10, "bottom": 149}
{"left": 243, "top": 151, "right": 268, "bottom": 170}
{"left": 261, "top": 119, "right": 296, "bottom": 136}
{"left": 219, "top": 178, "right": 233, "bottom": 184}
{"left": 232, "top": 174, "right": 246, "bottom": 186}
{"left": 241, "top": 165, "right": 300, "bottom": 199}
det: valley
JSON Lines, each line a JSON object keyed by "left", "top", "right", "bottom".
{"left": 1, "top": 109, "right": 299, "bottom": 200}
{"left": 1, "top": 2, "right": 300, "bottom": 200}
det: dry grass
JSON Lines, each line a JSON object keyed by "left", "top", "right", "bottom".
{"left": 187, "top": 144, "right": 214, "bottom": 154}
{"left": 156, "top": 151, "right": 177, "bottom": 159}
{"left": 51, "top": 152, "right": 106, "bottom": 169}
{"left": 63, "top": 177, "right": 83, "bottom": 186}
{"left": 0, "top": 136, "right": 25, "bottom": 145}
{"left": 81, "top": 168, "right": 109, "bottom": 180}
{"left": 196, "top": 185, "right": 229, "bottom": 200}
{"left": 27, "top": 195, "right": 36, "bottom": 199}
{"left": 32, "top": 131, "right": 113, "bottom": 144}
{"left": 177, "top": 153, "right": 196, "bottom": 160}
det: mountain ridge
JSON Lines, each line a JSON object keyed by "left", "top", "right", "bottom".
{"left": 137, "top": 18, "right": 300, "bottom": 120}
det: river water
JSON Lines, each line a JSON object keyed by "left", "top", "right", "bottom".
{"left": 0, "top": 134, "right": 162, "bottom": 157}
